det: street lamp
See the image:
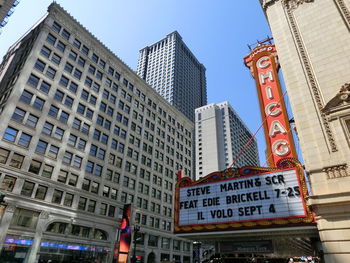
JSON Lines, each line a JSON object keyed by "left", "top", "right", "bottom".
{"left": 131, "top": 225, "right": 140, "bottom": 263}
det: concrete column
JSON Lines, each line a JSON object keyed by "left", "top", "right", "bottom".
{"left": 0, "top": 204, "right": 16, "bottom": 252}
{"left": 25, "top": 211, "right": 50, "bottom": 263}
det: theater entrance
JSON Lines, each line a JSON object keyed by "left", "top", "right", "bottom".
{"left": 179, "top": 225, "right": 321, "bottom": 263}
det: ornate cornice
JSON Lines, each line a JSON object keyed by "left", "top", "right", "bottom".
{"left": 261, "top": 0, "right": 314, "bottom": 10}
{"left": 283, "top": 0, "right": 314, "bottom": 10}
{"left": 323, "top": 83, "right": 350, "bottom": 115}
{"left": 260, "top": 0, "right": 279, "bottom": 10}
{"left": 322, "top": 164, "right": 349, "bottom": 179}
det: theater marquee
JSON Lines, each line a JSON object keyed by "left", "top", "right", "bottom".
{"left": 174, "top": 160, "right": 314, "bottom": 233}
{"left": 179, "top": 169, "right": 305, "bottom": 226}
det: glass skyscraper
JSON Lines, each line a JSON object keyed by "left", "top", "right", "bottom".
{"left": 137, "top": 31, "right": 207, "bottom": 122}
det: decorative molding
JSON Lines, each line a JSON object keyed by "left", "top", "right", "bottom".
{"left": 5, "top": 204, "right": 16, "bottom": 213}
{"left": 323, "top": 164, "right": 349, "bottom": 179}
{"left": 40, "top": 211, "right": 50, "bottom": 220}
{"left": 283, "top": 0, "right": 338, "bottom": 152}
{"left": 333, "top": 0, "right": 350, "bottom": 30}
{"left": 284, "top": 0, "right": 314, "bottom": 10}
{"left": 261, "top": 0, "right": 314, "bottom": 10}
{"left": 261, "top": 0, "right": 280, "bottom": 10}
{"left": 323, "top": 83, "right": 350, "bottom": 115}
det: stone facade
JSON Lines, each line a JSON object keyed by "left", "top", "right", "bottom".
{"left": 260, "top": 0, "right": 350, "bottom": 262}
{"left": 194, "top": 102, "right": 259, "bottom": 180}
{"left": 0, "top": 3, "right": 193, "bottom": 263}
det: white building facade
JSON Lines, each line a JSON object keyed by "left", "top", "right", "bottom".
{"left": 195, "top": 102, "right": 259, "bottom": 179}
{"left": 137, "top": 31, "right": 207, "bottom": 122}
{"left": 260, "top": 0, "right": 350, "bottom": 261}
{"left": 0, "top": 3, "right": 193, "bottom": 263}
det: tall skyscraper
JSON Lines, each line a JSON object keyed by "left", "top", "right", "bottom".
{"left": 137, "top": 31, "right": 207, "bottom": 122}
{"left": 0, "top": 3, "right": 193, "bottom": 263}
{"left": 0, "top": 0, "right": 19, "bottom": 33}
{"left": 195, "top": 101, "right": 259, "bottom": 179}
{"left": 260, "top": 0, "right": 350, "bottom": 261}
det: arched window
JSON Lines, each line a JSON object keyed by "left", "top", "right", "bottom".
{"left": 94, "top": 228, "right": 108, "bottom": 240}
{"left": 46, "top": 222, "right": 67, "bottom": 234}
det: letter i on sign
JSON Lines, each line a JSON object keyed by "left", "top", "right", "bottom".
{"left": 197, "top": 212, "right": 205, "bottom": 220}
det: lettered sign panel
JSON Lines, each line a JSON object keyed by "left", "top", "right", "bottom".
{"left": 178, "top": 169, "right": 307, "bottom": 226}
{"left": 244, "top": 45, "right": 297, "bottom": 167}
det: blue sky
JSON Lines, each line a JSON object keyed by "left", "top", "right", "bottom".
{"left": 0, "top": 0, "right": 277, "bottom": 165}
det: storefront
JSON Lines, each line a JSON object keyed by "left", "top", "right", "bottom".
{"left": 0, "top": 236, "right": 110, "bottom": 263}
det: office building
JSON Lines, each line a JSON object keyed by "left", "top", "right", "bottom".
{"left": 0, "top": 3, "right": 193, "bottom": 263}
{"left": 137, "top": 31, "right": 207, "bottom": 122}
{"left": 0, "top": 0, "right": 19, "bottom": 33}
{"left": 195, "top": 102, "right": 259, "bottom": 179}
{"left": 260, "top": 0, "right": 350, "bottom": 261}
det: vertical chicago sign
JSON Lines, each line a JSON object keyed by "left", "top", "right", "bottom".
{"left": 244, "top": 44, "right": 297, "bottom": 167}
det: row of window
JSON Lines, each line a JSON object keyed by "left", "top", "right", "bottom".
{"left": 1, "top": 174, "right": 120, "bottom": 218}
{"left": 134, "top": 212, "right": 172, "bottom": 232}
{"left": 49, "top": 21, "right": 192, "bottom": 141}
{"left": 30, "top": 61, "right": 192, "bottom": 164}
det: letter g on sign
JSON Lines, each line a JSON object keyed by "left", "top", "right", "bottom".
{"left": 272, "top": 139, "right": 290, "bottom": 156}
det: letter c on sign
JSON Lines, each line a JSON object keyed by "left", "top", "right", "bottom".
{"left": 272, "top": 139, "right": 290, "bottom": 156}
{"left": 257, "top": 56, "right": 270, "bottom": 69}
{"left": 265, "top": 102, "right": 281, "bottom": 117}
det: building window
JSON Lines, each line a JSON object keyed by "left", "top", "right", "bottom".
{"left": 82, "top": 178, "right": 90, "bottom": 191}
{"left": 42, "top": 122, "right": 54, "bottom": 135}
{"left": 42, "top": 164, "right": 54, "bottom": 178}
{"left": 52, "top": 21, "right": 61, "bottom": 33}
{"left": 18, "top": 133, "right": 32, "bottom": 148}
{"left": 28, "top": 160, "right": 42, "bottom": 174}
{"left": 1, "top": 175, "right": 16, "bottom": 192}
{"left": 91, "top": 181, "right": 99, "bottom": 194}
{"left": 57, "top": 170, "right": 68, "bottom": 183}
{"left": 161, "top": 237, "right": 170, "bottom": 249}
{"left": 0, "top": 148, "right": 10, "bottom": 164}
{"left": 27, "top": 74, "right": 40, "bottom": 87}
{"left": 48, "top": 105, "right": 59, "bottom": 118}
{"left": 63, "top": 151, "right": 73, "bottom": 164}
{"left": 108, "top": 205, "right": 115, "bottom": 217}
{"left": 78, "top": 197, "right": 87, "bottom": 210}
{"left": 10, "top": 208, "right": 39, "bottom": 229}
{"left": 148, "top": 235, "right": 158, "bottom": 247}
{"left": 35, "top": 185, "right": 47, "bottom": 200}
{"left": 20, "top": 90, "right": 33, "bottom": 104}
{"left": 64, "top": 193, "right": 74, "bottom": 207}
{"left": 73, "top": 38, "right": 81, "bottom": 49}
{"left": 9, "top": 153, "right": 24, "bottom": 168}
{"left": 87, "top": 200, "right": 96, "bottom": 213}
{"left": 26, "top": 114, "right": 39, "bottom": 128}
{"left": 33, "top": 97, "right": 45, "bottom": 110}
{"left": 36, "top": 140, "right": 48, "bottom": 154}
{"left": 52, "top": 189, "right": 63, "bottom": 204}
{"left": 3, "top": 127, "right": 18, "bottom": 142}
{"left": 21, "top": 181, "right": 35, "bottom": 197}
{"left": 12, "top": 107, "right": 26, "bottom": 122}
{"left": 100, "top": 203, "right": 107, "bottom": 215}
{"left": 39, "top": 81, "right": 51, "bottom": 94}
